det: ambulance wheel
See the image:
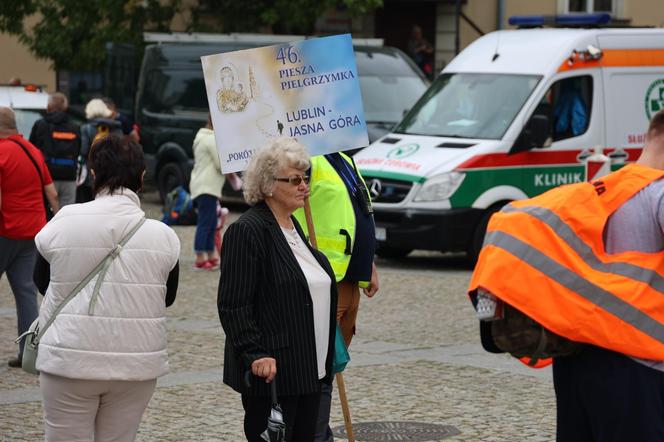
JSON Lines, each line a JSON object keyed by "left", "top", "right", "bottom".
{"left": 375, "top": 245, "right": 412, "bottom": 260}
{"left": 467, "top": 205, "right": 503, "bottom": 266}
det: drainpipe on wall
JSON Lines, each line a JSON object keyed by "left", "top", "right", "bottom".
{"left": 497, "top": 0, "right": 505, "bottom": 30}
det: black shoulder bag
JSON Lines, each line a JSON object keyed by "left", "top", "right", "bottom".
{"left": 8, "top": 138, "right": 54, "bottom": 220}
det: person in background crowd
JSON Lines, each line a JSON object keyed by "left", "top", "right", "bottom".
{"left": 190, "top": 115, "right": 224, "bottom": 271}
{"left": 102, "top": 97, "right": 140, "bottom": 142}
{"left": 29, "top": 92, "right": 81, "bottom": 208}
{"left": 214, "top": 203, "right": 230, "bottom": 257}
{"left": 407, "top": 25, "right": 434, "bottom": 78}
{"left": 553, "top": 79, "right": 588, "bottom": 140}
{"left": 76, "top": 98, "right": 123, "bottom": 203}
{"left": 218, "top": 138, "right": 337, "bottom": 442}
{"left": 0, "top": 106, "right": 58, "bottom": 368}
{"left": 33, "top": 134, "right": 180, "bottom": 441}
{"left": 293, "top": 150, "right": 379, "bottom": 442}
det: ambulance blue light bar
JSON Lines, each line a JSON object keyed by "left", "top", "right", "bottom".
{"left": 509, "top": 13, "right": 612, "bottom": 28}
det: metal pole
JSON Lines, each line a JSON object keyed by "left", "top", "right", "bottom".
{"left": 455, "top": 0, "right": 461, "bottom": 55}
{"left": 497, "top": 0, "right": 505, "bottom": 30}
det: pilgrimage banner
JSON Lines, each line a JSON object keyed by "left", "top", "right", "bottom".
{"left": 201, "top": 34, "right": 369, "bottom": 173}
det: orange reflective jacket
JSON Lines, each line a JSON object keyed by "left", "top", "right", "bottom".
{"left": 469, "top": 164, "right": 664, "bottom": 362}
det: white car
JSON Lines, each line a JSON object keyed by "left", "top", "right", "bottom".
{"left": 0, "top": 85, "right": 49, "bottom": 138}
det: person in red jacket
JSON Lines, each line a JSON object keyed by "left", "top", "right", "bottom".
{"left": 0, "top": 106, "right": 59, "bottom": 367}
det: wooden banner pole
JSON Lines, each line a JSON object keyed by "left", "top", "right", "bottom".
{"left": 303, "top": 197, "right": 318, "bottom": 249}
{"left": 303, "top": 196, "right": 355, "bottom": 442}
{"left": 335, "top": 371, "right": 355, "bottom": 442}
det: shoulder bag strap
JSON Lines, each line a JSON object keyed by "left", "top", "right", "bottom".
{"left": 35, "top": 217, "right": 146, "bottom": 342}
{"left": 87, "top": 217, "right": 147, "bottom": 315}
{"left": 7, "top": 138, "right": 44, "bottom": 185}
{"left": 7, "top": 138, "right": 50, "bottom": 217}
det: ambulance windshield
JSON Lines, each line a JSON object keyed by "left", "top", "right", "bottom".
{"left": 394, "top": 73, "right": 541, "bottom": 140}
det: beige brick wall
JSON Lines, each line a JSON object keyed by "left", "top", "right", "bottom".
{"left": 4, "top": 0, "right": 664, "bottom": 91}
{"left": 460, "top": 0, "right": 498, "bottom": 49}
{"left": 0, "top": 33, "right": 55, "bottom": 91}
{"left": 623, "top": 0, "right": 664, "bottom": 26}
{"left": 459, "top": 0, "right": 559, "bottom": 53}
{"left": 504, "top": 0, "right": 557, "bottom": 29}
{"left": 458, "top": 0, "right": 664, "bottom": 49}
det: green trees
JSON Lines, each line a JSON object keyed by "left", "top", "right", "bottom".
{"left": 195, "top": 0, "right": 383, "bottom": 34}
{"left": 0, "top": 0, "right": 382, "bottom": 71}
{"left": 0, "top": 0, "right": 180, "bottom": 71}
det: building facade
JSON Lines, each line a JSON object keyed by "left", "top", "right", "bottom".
{"left": 373, "top": 0, "right": 664, "bottom": 76}
{"left": 2, "top": 0, "right": 663, "bottom": 93}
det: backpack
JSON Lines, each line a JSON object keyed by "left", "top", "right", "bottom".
{"left": 92, "top": 124, "right": 111, "bottom": 145}
{"left": 161, "top": 186, "right": 197, "bottom": 225}
{"left": 78, "top": 120, "right": 124, "bottom": 189}
{"left": 81, "top": 119, "right": 123, "bottom": 156}
{"left": 43, "top": 123, "right": 80, "bottom": 181}
{"left": 475, "top": 289, "right": 582, "bottom": 367}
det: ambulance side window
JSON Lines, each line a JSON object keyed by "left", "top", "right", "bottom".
{"left": 549, "top": 76, "right": 592, "bottom": 141}
{"left": 513, "top": 75, "right": 593, "bottom": 153}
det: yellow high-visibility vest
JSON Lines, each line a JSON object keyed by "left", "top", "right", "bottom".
{"left": 294, "top": 153, "right": 366, "bottom": 283}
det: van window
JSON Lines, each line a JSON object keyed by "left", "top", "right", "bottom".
{"left": 544, "top": 75, "right": 592, "bottom": 141}
{"left": 394, "top": 73, "right": 541, "bottom": 140}
{"left": 143, "top": 69, "right": 208, "bottom": 115}
{"left": 359, "top": 75, "right": 428, "bottom": 125}
{"left": 14, "top": 110, "right": 43, "bottom": 138}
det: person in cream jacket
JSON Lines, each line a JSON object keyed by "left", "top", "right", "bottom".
{"left": 189, "top": 116, "right": 224, "bottom": 270}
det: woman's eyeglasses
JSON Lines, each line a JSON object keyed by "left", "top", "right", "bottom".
{"left": 275, "top": 175, "right": 309, "bottom": 186}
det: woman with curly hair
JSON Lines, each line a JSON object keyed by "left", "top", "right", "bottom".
{"left": 218, "top": 138, "right": 337, "bottom": 441}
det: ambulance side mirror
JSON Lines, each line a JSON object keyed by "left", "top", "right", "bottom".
{"left": 511, "top": 114, "right": 552, "bottom": 154}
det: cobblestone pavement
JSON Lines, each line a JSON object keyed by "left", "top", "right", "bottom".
{"left": 0, "top": 191, "right": 556, "bottom": 441}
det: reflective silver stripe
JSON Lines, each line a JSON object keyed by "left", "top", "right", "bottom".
{"left": 484, "top": 230, "right": 664, "bottom": 345}
{"left": 501, "top": 205, "right": 664, "bottom": 294}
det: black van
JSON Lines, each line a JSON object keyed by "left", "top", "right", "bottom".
{"left": 135, "top": 42, "right": 428, "bottom": 199}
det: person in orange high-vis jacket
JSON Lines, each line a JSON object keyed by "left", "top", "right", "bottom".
{"left": 469, "top": 109, "right": 664, "bottom": 441}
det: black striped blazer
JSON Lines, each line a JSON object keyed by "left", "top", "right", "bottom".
{"left": 218, "top": 202, "right": 338, "bottom": 397}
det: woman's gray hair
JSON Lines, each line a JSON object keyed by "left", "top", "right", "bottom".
{"left": 243, "top": 138, "right": 310, "bottom": 205}
{"left": 85, "top": 98, "right": 113, "bottom": 120}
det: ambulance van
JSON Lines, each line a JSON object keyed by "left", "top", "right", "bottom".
{"left": 355, "top": 18, "right": 664, "bottom": 263}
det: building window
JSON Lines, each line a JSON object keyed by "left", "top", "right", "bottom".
{"left": 559, "top": 0, "right": 623, "bottom": 15}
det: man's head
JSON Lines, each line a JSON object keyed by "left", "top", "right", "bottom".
{"left": 647, "top": 109, "right": 664, "bottom": 144}
{"left": 638, "top": 109, "right": 664, "bottom": 168}
{"left": 47, "top": 92, "right": 68, "bottom": 113}
{"left": 0, "top": 107, "right": 18, "bottom": 138}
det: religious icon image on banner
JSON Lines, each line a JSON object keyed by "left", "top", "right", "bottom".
{"left": 216, "top": 65, "right": 249, "bottom": 113}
